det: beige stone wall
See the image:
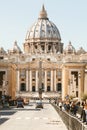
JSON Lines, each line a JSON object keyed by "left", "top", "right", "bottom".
{"left": 0, "top": 59, "right": 86, "bottom": 101}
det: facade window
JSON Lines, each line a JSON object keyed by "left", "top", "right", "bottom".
{"left": 32, "top": 71, "right": 35, "bottom": 78}
{"left": 32, "top": 58, "right": 35, "bottom": 61}
{"left": 47, "top": 58, "right": 50, "bottom": 61}
{"left": 48, "top": 45, "right": 51, "bottom": 50}
{"left": 41, "top": 45, "right": 45, "bottom": 50}
{"left": 35, "top": 45, "right": 37, "bottom": 49}
{"left": 32, "top": 79, "right": 35, "bottom": 81}
{"left": 58, "top": 78, "right": 61, "bottom": 81}
{"left": 21, "top": 78, "right": 24, "bottom": 81}
{"left": 20, "top": 70, "right": 26, "bottom": 77}
{"left": 57, "top": 71, "right": 61, "bottom": 77}
{"left": 0, "top": 57, "right": 3, "bottom": 59}
{"left": 47, "top": 71, "right": 51, "bottom": 78}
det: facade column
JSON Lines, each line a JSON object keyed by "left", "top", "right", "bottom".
{"left": 68, "top": 70, "right": 71, "bottom": 95}
{"left": 54, "top": 70, "right": 56, "bottom": 91}
{"left": 46, "top": 43, "right": 48, "bottom": 53}
{"left": 45, "top": 43, "right": 47, "bottom": 53}
{"left": 45, "top": 70, "right": 47, "bottom": 92}
{"left": 17, "top": 70, "right": 20, "bottom": 91}
{"left": 78, "top": 70, "right": 84, "bottom": 99}
{"left": 36, "top": 70, "right": 38, "bottom": 92}
{"left": 62, "top": 67, "right": 69, "bottom": 100}
{"left": 29, "top": 70, "right": 32, "bottom": 92}
{"left": 51, "top": 70, "right": 53, "bottom": 91}
{"left": 26, "top": 69, "right": 29, "bottom": 91}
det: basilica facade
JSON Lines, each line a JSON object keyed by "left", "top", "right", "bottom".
{"left": 0, "top": 5, "right": 87, "bottom": 100}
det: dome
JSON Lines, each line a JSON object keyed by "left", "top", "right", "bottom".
{"left": 77, "top": 47, "right": 86, "bottom": 55}
{"left": 64, "top": 41, "right": 76, "bottom": 54}
{"left": 25, "top": 5, "right": 61, "bottom": 41}
{"left": 24, "top": 5, "right": 63, "bottom": 54}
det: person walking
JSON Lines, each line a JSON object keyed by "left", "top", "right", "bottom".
{"left": 81, "top": 104, "right": 86, "bottom": 123}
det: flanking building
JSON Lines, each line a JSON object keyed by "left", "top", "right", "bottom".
{"left": 0, "top": 5, "right": 87, "bottom": 100}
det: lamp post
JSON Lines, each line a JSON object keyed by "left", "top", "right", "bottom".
{"left": 38, "top": 59, "right": 42, "bottom": 100}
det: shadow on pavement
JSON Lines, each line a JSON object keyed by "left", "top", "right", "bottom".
{"left": 0, "top": 111, "right": 16, "bottom": 116}
{"left": 0, "top": 118, "right": 9, "bottom": 125}
{"left": 14, "top": 108, "right": 41, "bottom": 111}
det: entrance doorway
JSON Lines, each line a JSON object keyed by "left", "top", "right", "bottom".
{"left": 56, "top": 83, "right": 62, "bottom": 92}
{"left": 42, "top": 83, "right": 44, "bottom": 92}
{"left": 20, "top": 83, "right": 26, "bottom": 91}
{"left": 47, "top": 86, "right": 50, "bottom": 92}
{"left": 32, "top": 86, "right": 35, "bottom": 92}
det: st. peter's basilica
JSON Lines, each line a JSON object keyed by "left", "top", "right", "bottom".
{"left": 0, "top": 5, "right": 87, "bottom": 100}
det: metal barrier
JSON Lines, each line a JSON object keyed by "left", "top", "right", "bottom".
{"left": 52, "top": 103, "right": 87, "bottom": 130}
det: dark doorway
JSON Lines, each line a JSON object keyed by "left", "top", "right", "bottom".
{"left": 76, "top": 91, "right": 78, "bottom": 97}
{"left": 32, "top": 86, "right": 35, "bottom": 92}
{"left": 47, "top": 86, "right": 50, "bottom": 92}
{"left": 42, "top": 83, "right": 44, "bottom": 92}
{"left": 20, "top": 83, "right": 26, "bottom": 91}
{"left": 56, "top": 83, "right": 62, "bottom": 92}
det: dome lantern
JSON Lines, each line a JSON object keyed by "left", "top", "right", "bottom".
{"left": 39, "top": 5, "right": 48, "bottom": 20}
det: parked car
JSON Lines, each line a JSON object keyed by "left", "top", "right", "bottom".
{"left": 17, "top": 100, "right": 24, "bottom": 108}
{"left": 35, "top": 100, "right": 43, "bottom": 109}
{"left": 3, "top": 101, "right": 9, "bottom": 108}
{"left": 16, "top": 97, "right": 24, "bottom": 108}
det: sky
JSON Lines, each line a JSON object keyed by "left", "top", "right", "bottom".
{"left": 0, "top": 0, "right": 87, "bottom": 51}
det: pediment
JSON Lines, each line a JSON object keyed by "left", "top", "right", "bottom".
{"left": 29, "top": 59, "right": 59, "bottom": 69}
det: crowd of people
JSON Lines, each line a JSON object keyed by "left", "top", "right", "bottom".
{"left": 54, "top": 99, "right": 87, "bottom": 125}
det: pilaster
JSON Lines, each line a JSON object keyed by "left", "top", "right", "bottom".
{"left": 36, "top": 70, "right": 38, "bottom": 91}
{"left": 51, "top": 70, "right": 53, "bottom": 91}
{"left": 29, "top": 70, "right": 32, "bottom": 92}
{"left": 26, "top": 69, "right": 29, "bottom": 91}
{"left": 45, "top": 70, "right": 47, "bottom": 91}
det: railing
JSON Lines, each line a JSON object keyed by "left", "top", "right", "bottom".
{"left": 52, "top": 103, "right": 87, "bottom": 130}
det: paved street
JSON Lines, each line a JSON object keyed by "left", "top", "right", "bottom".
{"left": 0, "top": 101, "right": 68, "bottom": 130}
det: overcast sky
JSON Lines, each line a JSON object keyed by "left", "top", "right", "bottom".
{"left": 0, "top": 0, "right": 87, "bottom": 51}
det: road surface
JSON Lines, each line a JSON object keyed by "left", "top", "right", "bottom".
{"left": 0, "top": 101, "right": 68, "bottom": 130}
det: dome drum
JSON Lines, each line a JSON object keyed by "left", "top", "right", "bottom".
{"left": 24, "top": 5, "right": 63, "bottom": 54}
